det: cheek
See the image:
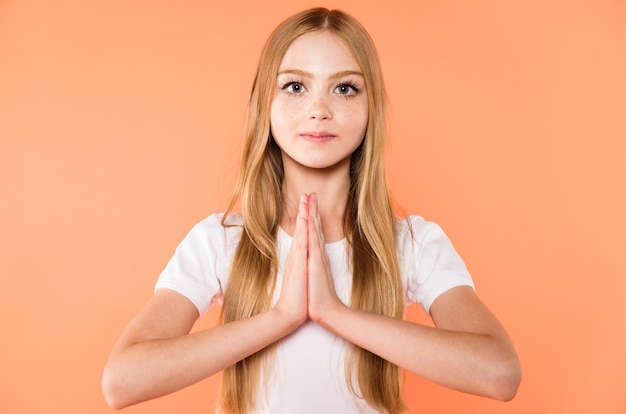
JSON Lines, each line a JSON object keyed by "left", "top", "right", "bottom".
{"left": 343, "top": 101, "right": 368, "bottom": 135}
{"left": 357, "top": 106, "right": 369, "bottom": 131}
{"left": 269, "top": 102, "right": 283, "bottom": 139}
{"left": 270, "top": 100, "right": 297, "bottom": 133}
{"left": 270, "top": 100, "right": 302, "bottom": 151}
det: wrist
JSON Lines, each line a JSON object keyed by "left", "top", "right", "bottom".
{"left": 312, "top": 301, "right": 348, "bottom": 333}
{"left": 270, "top": 306, "right": 307, "bottom": 332}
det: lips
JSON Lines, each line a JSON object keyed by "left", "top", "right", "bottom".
{"left": 300, "top": 132, "right": 336, "bottom": 143}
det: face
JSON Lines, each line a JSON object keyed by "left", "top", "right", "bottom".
{"left": 270, "top": 31, "right": 368, "bottom": 172}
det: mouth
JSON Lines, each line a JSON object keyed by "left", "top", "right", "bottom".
{"left": 300, "top": 132, "right": 336, "bottom": 143}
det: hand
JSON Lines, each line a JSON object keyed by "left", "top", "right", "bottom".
{"left": 274, "top": 194, "right": 309, "bottom": 327}
{"left": 306, "top": 193, "right": 343, "bottom": 323}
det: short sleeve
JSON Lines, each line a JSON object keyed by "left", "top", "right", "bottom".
{"left": 399, "top": 216, "right": 475, "bottom": 313}
{"left": 154, "top": 214, "right": 234, "bottom": 315}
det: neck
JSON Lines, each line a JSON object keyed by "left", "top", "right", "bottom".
{"left": 280, "top": 161, "right": 350, "bottom": 242}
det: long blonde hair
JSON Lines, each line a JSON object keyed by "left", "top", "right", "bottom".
{"left": 220, "top": 8, "right": 406, "bottom": 414}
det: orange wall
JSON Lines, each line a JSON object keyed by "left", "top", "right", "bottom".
{"left": 1, "top": 0, "right": 625, "bottom": 413}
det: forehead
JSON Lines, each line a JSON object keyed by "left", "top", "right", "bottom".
{"left": 278, "top": 31, "right": 360, "bottom": 73}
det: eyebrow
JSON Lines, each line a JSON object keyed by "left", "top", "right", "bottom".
{"left": 277, "top": 69, "right": 364, "bottom": 79}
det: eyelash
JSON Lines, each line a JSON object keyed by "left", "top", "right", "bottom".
{"left": 281, "top": 80, "right": 305, "bottom": 94}
{"left": 335, "top": 80, "right": 360, "bottom": 96}
{"left": 280, "top": 79, "right": 361, "bottom": 97}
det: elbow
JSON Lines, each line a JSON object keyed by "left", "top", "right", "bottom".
{"left": 488, "top": 354, "right": 522, "bottom": 402}
{"left": 101, "top": 365, "right": 133, "bottom": 410}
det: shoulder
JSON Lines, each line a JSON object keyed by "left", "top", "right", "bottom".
{"left": 395, "top": 215, "right": 474, "bottom": 310}
{"left": 394, "top": 215, "right": 467, "bottom": 272}
{"left": 181, "top": 212, "right": 244, "bottom": 250}
{"left": 193, "top": 212, "right": 243, "bottom": 230}
{"left": 395, "top": 215, "right": 448, "bottom": 247}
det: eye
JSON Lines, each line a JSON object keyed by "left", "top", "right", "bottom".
{"left": 284, "top": 81, "right": 305, "bottom": 94}
{"left": 334, "top": 82, "right": 360, "bottom": 96}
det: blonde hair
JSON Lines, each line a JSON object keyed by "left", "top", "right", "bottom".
{"left": 220, "top": 8, "right": 406, "bottom": 414}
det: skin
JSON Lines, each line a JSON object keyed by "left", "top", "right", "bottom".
{"left": 102, "top": 31, "right": 521, "bottom": 410}
{"left": 271, "top": 31, "right": 368, "bottom": 242}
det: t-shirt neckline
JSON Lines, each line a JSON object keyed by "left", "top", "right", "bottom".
{"left": 277, "top": 226, "right": 346, "bottom": 253}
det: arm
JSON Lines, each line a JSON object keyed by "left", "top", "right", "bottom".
{"left": 315, "top": 286, "right": 521, "bottom": 401}
{"left": 101, "top": 289, "right": 302, "bottom": 409}
{"left": 306, "top": 194, "right": 520, "bottom": 401}
{"left": 102, "top": 201, "right": 311, "bottom": 409}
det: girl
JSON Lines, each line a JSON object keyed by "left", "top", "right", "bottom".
{"left": 102, "top": 8, "right": 521, "bottom": 413}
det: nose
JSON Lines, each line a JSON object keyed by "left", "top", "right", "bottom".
{"left": 308, "top": 94, "right": 332, "bottom": 120}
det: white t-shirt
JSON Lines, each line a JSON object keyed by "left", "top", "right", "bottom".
{"left": 155, "top": 213, "right": 474, "bottom": 413}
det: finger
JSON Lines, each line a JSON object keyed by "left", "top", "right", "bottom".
{"left": 300, "top": 193, "right": 309, "bottom": 220}
{"left": 310, "top": 193, "right": 325, "bottom": 245}
{"left": 308, "top": 192, "right": 315, "bottom": 219}
{"left": 309, "top": 192, "right": 317, "bottom": 215}
{"left": 296, "top": 194, "right": 308, "bottom": 230}
{"left": 307, "top": 193, "right": 318, "bottom": 246}
{"left": 289, "top": 194, "right": 307, "bottom": 255}
{"left": 308, "top": 213, "right": 319, "bottom": 250}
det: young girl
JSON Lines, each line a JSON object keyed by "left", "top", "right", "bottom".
{"left": 102, "top": 8, "right": 521, "bottom": 413}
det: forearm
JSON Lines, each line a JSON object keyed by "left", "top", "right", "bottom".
{"left": 319, "top": 305, "right": 520, "bottom": 401}
{"left": 102, "top": 308, "right": 298, "bottom": 409}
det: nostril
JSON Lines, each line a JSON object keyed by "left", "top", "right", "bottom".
{"left": 309, "top": 105, "right": 331, "bottom": 120}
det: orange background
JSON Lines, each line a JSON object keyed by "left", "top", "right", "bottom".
{"left": 1, "top": 0, "right": 625, "bottom": 413}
